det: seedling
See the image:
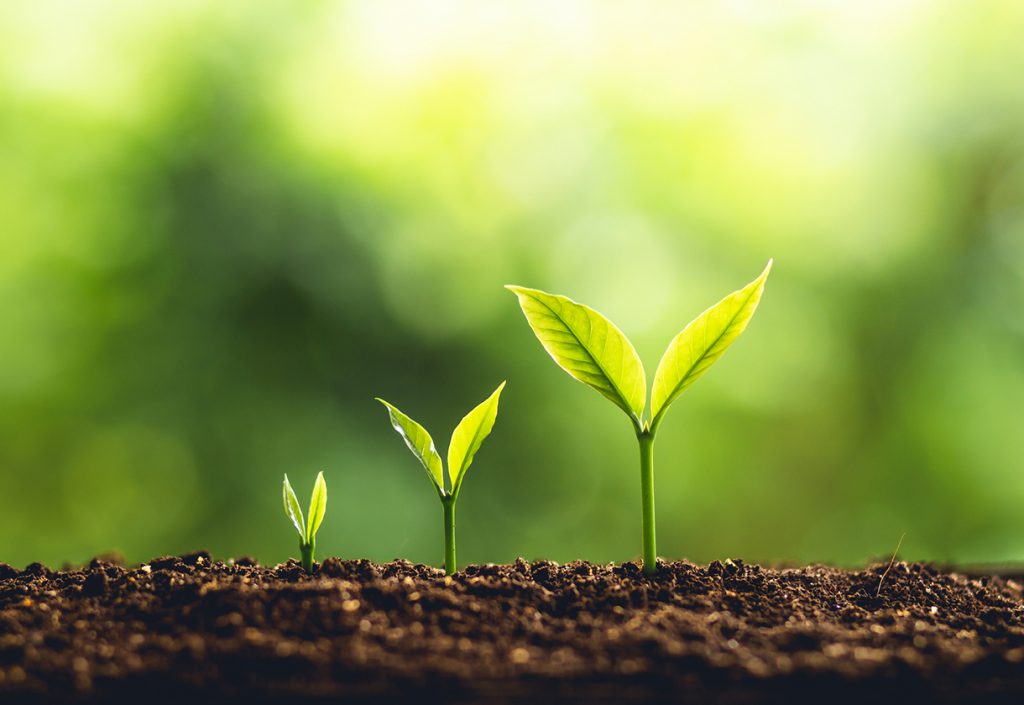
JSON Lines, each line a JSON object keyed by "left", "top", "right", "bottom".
{"left": 508, "top": 261, "right": 771, "bottom": 575}
{"left": 377, "top": 382, "right": 505, "bottom": 575}
{"left": 283, "top": 471, "right": 328, "bottom": 574}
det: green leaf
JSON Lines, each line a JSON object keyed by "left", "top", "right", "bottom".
{"left": 651, "top": 260, "right": 772, "bottom": 427}
{"left": 506, "top": 286, "right": 646, "bottom": 423}
{"left": 447, "top": 382, "right": 505, "bottom": 494}
{"left": 377, "top": 398, "right": 445, "bottom": 493}
{"left": 282, "top": 474, "right": 305, "bottom": 539}
{"left": 306, "top": 471, "right": 327, "bottom": 542}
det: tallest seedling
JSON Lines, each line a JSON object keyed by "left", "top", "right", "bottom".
{"left": 508, "top": 261, "right": 772, "bottom": 575}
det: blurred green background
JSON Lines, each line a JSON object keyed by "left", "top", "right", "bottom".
{"left": 2, "top": 0, "right": 1024, "bottom": 569}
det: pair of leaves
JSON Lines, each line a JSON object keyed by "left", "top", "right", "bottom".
{"left": 283, "top": 471, "right": 327, "bottom": 546}
{"left": 378, "top": 382, "right": 505, "bottom": 499}
{"left": 508, "top": 260, "right": 771, "bottom": 432}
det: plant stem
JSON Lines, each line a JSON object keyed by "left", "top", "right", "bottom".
{"left": 300, "top": 540, "right": 315, "bottom": 574}
{"left": 638, "top": 430, "right": 657, "bottom": 576}
{"left": 442, "top": 497, "right": 457, "bottom": 575}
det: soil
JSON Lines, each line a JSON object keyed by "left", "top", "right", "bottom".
{"left": 1, "top": 555, "right": 1023, "bottom": 704}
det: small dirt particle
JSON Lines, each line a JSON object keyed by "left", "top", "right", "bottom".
{"left": 81, "top": 572, "right": 108, "bottom": 597}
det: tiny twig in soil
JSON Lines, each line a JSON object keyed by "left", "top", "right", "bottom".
{"left": 876, "top": 532, "right": 906, "bottom": 598}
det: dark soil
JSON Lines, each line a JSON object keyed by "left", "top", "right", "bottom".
{"left": 1, "top": 555, "right": 1023, "bottom": 704}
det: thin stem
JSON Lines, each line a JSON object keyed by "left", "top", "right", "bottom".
{"left": 442, "top": 497, "right": 457, "bottom": 576}
{"left": 300, "top": 539, "right": 315, "bottom": 574}
{"left": 638, "top": 430, "right": 657, "bottom": 576}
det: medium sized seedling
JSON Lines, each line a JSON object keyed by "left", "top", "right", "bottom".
{"left": 508, "top": 261, "right": 771, "bottom": 575}
{"left": 377, "top": 382, "right": 505, "bottom": 575}
{"left": 283, "top": 471, "right": 328, "bottom": 574}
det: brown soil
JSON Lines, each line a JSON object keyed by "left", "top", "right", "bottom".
{"left": 1, "top": 554, "right": 1023, "bottom": 704}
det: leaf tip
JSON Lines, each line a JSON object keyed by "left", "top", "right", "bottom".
{"left": 489, "top": 380, "right": 507, "bottom": 406}
{"left": 505, "top": 284, "right": 547, "bottom": 300}
{"left": 751, "top": 259, "right": 773, "bottom": 294}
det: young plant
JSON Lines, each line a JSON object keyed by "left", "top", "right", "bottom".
{"left": 507, "top": 261, "right": 772, "bottom": 576}
{"left": 283, "top": 471, "right": 328, "bottom": 574}
{"left": 377, "top": 382, "right": 505, "bottom": 576}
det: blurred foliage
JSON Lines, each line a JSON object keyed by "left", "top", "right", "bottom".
{"left": 2, "top": 0, "right": 1024, "bottom": 568}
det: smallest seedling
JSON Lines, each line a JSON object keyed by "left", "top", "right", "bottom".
{"left": 283, "top": 471, "right": 328, "bottom": 574}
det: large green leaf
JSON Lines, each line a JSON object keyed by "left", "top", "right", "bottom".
{"left": 377, "top": 398, "right": 445, "bottom": 493}
{"left": 506, "top": 286, "right": 646, "bottom": 423}
{"left": 447, "top": 382, "right": 505, "bottom": 494}
{"left": 651, "top": 260, "right": 772, "bottom": 427}
{"left": 306, "top": 471, "right": 327, "bottom": 541}
{"left": 282, "top": 474, "right": 305, "bottom": 539}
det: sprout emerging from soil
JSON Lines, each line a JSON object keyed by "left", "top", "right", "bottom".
{"left": 377, "top": 382, "right": 505, "bottom": 575}
{"left": 508, "top": 262, "right": 771, "bottom": 575}
{"left": 283, "top": 471, "right": 328, "bottom": 573}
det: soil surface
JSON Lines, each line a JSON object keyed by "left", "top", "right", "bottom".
{"left": 1, "top": 555, "right": 1023, "bottom": 704}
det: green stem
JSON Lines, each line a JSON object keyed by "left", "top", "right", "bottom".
{"left": 442, "top": 497, "right": 457, "bottom": 576}
{"left": 300, "top": 540, "right": 315, "bottom": 574}
{"left": 638, "top": 431, "right": 657, "bottom": 576}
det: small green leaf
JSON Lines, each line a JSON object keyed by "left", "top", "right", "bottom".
{"left": 651, "top": 260, "right": 772, "bottom": 427}
{"left": 282, "top": 474, "right": 305, "bottom": 539}
{"left": 506, "top": 286, "right": 646, "bottom": 423}
{"left": 377, "top": 398, "right": 445, "bottom": 493}
{"left": 306, "top": 471, "right": 327, "bottom": 542}
{"left": 448, "top": 382, "right": 505, "bottom": 494}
